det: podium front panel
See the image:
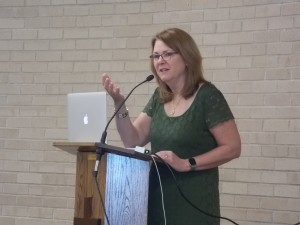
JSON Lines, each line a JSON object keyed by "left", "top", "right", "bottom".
{"left": 104, "top": 153, "right": 150, "bottom": 225}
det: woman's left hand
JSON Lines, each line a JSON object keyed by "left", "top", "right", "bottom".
{"left": 155, "top": 151, "right": 190, "bottom": 172}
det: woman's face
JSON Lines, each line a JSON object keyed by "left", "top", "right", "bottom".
{"left": 152, "top": 40, "right": 186, "bottom": 86}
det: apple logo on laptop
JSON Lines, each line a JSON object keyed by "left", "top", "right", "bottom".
{"left": 83, "top": 113, "right": 89, "bottom": 125}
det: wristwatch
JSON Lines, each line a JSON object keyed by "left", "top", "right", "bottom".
{"left": 115, "top": 108, "right": 129, "bottom": 118}
{"left": 188, "top": 157, "right": 197, "bottom": 171}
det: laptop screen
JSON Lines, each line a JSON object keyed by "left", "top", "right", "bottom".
{"left": 67, "top": 92, "right": 107, "bottom": 142}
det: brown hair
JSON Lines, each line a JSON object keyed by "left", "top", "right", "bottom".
{"left": 150, "top": 28, "right": 206, "bottom": 103}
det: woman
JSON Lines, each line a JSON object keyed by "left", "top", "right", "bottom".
{"left": 102, "top": 28, "right": 241, "bottom": 225}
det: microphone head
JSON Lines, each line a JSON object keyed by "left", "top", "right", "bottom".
{"left": 146, "top": 74, "right": 154, "bottom": 81}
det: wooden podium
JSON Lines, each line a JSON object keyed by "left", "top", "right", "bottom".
{"left": 53, "top": 142, "right": 152, "bottom": 225}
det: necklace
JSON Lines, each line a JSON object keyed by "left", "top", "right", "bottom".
{"left": 170, "top": 96, "right": 182, "bottom": 116}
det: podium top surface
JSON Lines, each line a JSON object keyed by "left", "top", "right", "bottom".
{"left": 53, "top": 141, "right": 155, "bottom": 162}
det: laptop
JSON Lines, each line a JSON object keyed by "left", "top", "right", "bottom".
{"left": 67, "top": 92, "right": 107, "bottom": 142}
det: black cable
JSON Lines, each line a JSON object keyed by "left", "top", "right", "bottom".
{"left": 93, "top": 175, "right": 111, "bottom": 225}
{"left": 152, "top": 153, "right": 239, "bottom": 225}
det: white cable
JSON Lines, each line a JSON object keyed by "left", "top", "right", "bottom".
{"left": 150, "top": 155, "right": 167, "bottom": 225}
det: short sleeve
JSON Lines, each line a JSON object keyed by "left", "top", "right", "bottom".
{"left": 143, "top": 88, "right": 160, "bottom": 117}
{"left": 203, "top": 85, "right": 234, "bottom": 129}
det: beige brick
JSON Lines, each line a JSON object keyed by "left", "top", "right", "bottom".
{"left": 42, "top": 174, "right": 75, "bottom": 186}
{"left": 238, "top": 69, "right": 265, "bottom": 81}
{"left": 273, "top": 211, "right": 299, "bottom": 224}
{"left": 247, "top": 209, "right": 272, "bottom": 222}
{"left": 53, "top": 208, "right": 73, "bottom": 220}
{"left": 64, "top": 5, "right": 88, "bottom": 16}
{"left": 63, "top": 50, "right": 87, "bottom": 61}
{"left": 261, "top": 197, "right": 300, "bottom": 211}
{"left": 25, "top": 17, "right": 50, "bottom": 28}
{"left": 248, "top": 183, "right": 274, "bottom": 196}
{"left": 101, "top": 38, "right": 126, "bottom": 49}
{"left": 278, "top": 54, "right": 300, "bottom": 67}
{"left": 280, "top": 29, "right": 300, "bottom": 42}
{"left": 203, "top": 58, "right": 226, "bottom": 69}
{"left": 48, "top": 62, "right": 73, "bottom": 72}
{"left": 22, "top": 62, "right": 48, "bottom": 72}
{"left": 263, "top": 119, "right": 289, "bottom": 131}
{"left": 38, "top": 29, "right": 63, "bottom": 39}
{"left": 219, "top": 194, "right": 235, "bottom": 207}
{"left": 203, "top": 33, "right": 228, "bottom": 45}
{"left": 235, "top": 196, "right": 260, "bottom": 209}
{"left": 213, "top": 69, "right": 239, "bottom": 81}
{"left": 29, "top": 185, "right": 75, "bottom": 197}
{"left": 191, "top": 0, "right": 217, "bottom": 9}
{"left": 238, "top": 94, "right": 264, "bottom": 106}
{"left": 2, "top": 205, "right": 28, "bottom": 217}
{"left": 281, "top": 2, "right": 300, "bottom": 16}
{"left": 216, "top": 20, "right": 242, "bottom": 33}
{"left": 204, "top": 8, "right": 229, "bottom": 21}
{"left": 28, "top": 207, "right": 53, "bottom": 219}
{"left": 227, "top": 57, "right": 252, "bottom": 68}
{"left": 274, "top": 184, "right": 299, "bottom": 198}
{"left": 166, "top": 0, "right": 191, "bottom": 11}
{"left": 0, "top": 62, "right": 22, "bottom": 72}
{"left": 50, "top": 40, "right": 75, "bottom": 50}
{"left": 141, "top": 2, "right": 166, "bottom": 13}
{"left": 51, "top": 16, "right": 76, "bottom": 28}
{"left": 230, "top": 6, "right": 255, "bottom": 19}
{"left": 43, "top": 197, "right": 68, "bottom": 208}
{"left": 52, "top": 0, "right": 76, "bottom": 5}
{"left": 0, "top": 217, "right": 14, "bottom": 225}
{"left": 278, "top": 81, "right": 300, "bottom": 93}
{"left": 241, "top": 43, "right": 266, "bottom": 56}
{"left": 229, "top": 32, "right": 253, "bottom": 44}
{"left": 256, "top": 4, "right": 281, "bottom": 17}
{"left": 266, "top": 68, "right": 291, "bottom": 80}
{"left": 0, "top": 18, "right": 24, "bottom": 29}
{"left": 252, "top": 55, "right": 278, "bottom": 68}
{"left": 243, "top": 18, "right": 268, "bottom": 31}
{"left": 38, "top": 6, "right": 64, "bottom": 16}
{"left": 269, "top": 16, "right": 294, "bottom": 30}
{"left": 3, "top": 183, "right": 29, "bottom": 195}
{"left": 0, "top": 40, "right": 23, "bottom": 50}
{"left": 12, "top": 29, "right": 37, "bottom": 39}
{"left": 236, "top": 170, "right": 260, "bottom": 182}
{"left": 191, "top": 22, "right": 216, "bottom": 34}
{"left": 287, "top": 172, "right": 300, "bottom": 185}
{"left": 0, "top": 172, "right": 17, "bottom": 183}
{"left": 88, "top": 50, "right": 112, "bottom": 61}
{"left": 88, "top": 4, "right": 113, "bottom": 15}
{"left": 261, "top": 171, "right": 287, "bottom": 184}
{"left": 222, "top": 181, "right": 248, "bottom": 195}
{"left": 254, "top": 30, "right": 280, "bottom": 43}
{"left": 249, "top": 155, "right": 272, "bottom": 170}
{"left": 17, "top": 196, "right": 43, "bottom": 207}
{"left": 0, "top": 51, "right": 10, "bottom": 61}
{"left": 64, "top": 28, "right": 89, "bottom": 39}
{"left": 36, "top": 51, "right": 61, "bottom": 61}
{"left": 11, "top": 51, "right": 35, "bottom": 62}
{"left": 128, "top": 14, "right": 152, "bottom": 25}
{"left": 275, "top": 158, "right": 300, "bottom": 171}
{"left": 74, "top": 62, "right": 98, "bottom": 72}
{"left": 76, "top": 39, "right": 100, "bottom": 49}
{"left": 102, "top": 15, "right": 127, "bottom": 26}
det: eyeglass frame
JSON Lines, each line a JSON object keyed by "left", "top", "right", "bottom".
{"left": 149, "top": 51, "right": 178, "bottom": 62}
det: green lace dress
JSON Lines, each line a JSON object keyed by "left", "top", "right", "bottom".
{"left": 143, "top": 82, "right": 234, "bottom": 225}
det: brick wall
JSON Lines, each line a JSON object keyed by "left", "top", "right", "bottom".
{"left": 0, "top": 0, "right": 299, "bottom": 225}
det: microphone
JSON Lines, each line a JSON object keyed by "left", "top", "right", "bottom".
{"left": 93, "top": 74, "right": 154, "bottom": 177}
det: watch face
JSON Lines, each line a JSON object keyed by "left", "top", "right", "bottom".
{"left": 189, "top": 158, "right": 196, "bottom": 166}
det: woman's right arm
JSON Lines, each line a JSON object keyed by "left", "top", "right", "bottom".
{"left": 102, "top": 73, "right": 151, "bottom": 148}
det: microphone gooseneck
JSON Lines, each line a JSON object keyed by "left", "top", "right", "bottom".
{"left": 93, "top": 74, "right": 154, "bottom": 177}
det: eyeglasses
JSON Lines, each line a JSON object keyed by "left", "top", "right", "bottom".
{"left": 149, "top": 52, "right": 178, "bottom": 62}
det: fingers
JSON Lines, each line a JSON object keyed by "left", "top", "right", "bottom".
{"left": 101, "top": 73, "right": 124, "bottom": 103}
